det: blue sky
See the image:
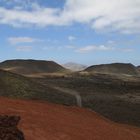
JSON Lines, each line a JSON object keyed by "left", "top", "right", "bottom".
{"left": 0, "top": 0, "right": 140, "bottom": 66}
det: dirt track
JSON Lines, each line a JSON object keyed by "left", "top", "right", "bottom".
{"left": 0, "top": 97, "right": 139, "bottom": 140}
{"left": 53, "top": 86, "right": 82, "bottom": 107}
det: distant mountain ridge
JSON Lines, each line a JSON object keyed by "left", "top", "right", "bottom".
{"left": 85, "top": 63, "right": 140, "bottom": 76}
{"left": 63, "top": 62, "right": 87, "bottom": 71}
{"left": 0, "top": 60, "right": 139, "bottom": 76}
{"left": 0, "top": 59, "right": 68, "bottom": 77}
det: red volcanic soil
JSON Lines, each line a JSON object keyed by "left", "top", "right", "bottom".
{"left": 0, "top": 97, "right": 139, "bottom": 140}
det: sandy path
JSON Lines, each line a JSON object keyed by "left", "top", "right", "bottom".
{"left": 53, "top": 86, "right": 82, "bottom": 107}
{"left": 40, "top": 81, "right": 82, "bottom": 107}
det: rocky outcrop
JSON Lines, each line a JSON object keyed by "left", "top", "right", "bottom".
{"left": 0, "top": 115, "right": 25, "bottom": 140}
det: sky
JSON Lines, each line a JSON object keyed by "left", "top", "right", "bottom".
{"left": 0, "top": 0, "right": 140, "bottom": 66}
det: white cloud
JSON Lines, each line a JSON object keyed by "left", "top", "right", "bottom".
{"left": 8, "top": 37, "right": 40, "bottom": 45}
{"left": 76, "top": 45, "right": 114, "bottom": 53}
{"left": 62, "top": 0, "right": 140, "bottom": 33}
{"left": 68, "top": 36, "right": 76, "bottom": 41}
{"left": 0, "top": 6, "right": 61, "bottom": 27}
{"left": 75, "top": 44, "right": 134, "bottom": 53}
{"left": 16, "top": 46, "right": 32, "bottom": 52}
{"left": 0, "top": 0, "right": 140, "bottom": 33}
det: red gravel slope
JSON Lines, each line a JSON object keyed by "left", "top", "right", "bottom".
{"left": 0, "top": 97, "right": 139, "bottom": 140}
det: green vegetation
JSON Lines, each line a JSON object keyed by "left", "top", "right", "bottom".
{"left": 0, "top": 70, "right": 76, "bottom": 105}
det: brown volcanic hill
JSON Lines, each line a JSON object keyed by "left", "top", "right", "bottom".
{"left": 85, "top": 63, "right": 139, "bottom": 75}
{"left": 0, "top": 59, "right": 68, "bottom": 77}
{"left": 0, "top": 69, "right": 76, "bottom": 105}
{"left": 0, "top": 97, "right": 140, "bottom": 140}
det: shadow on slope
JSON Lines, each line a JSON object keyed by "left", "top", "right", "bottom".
{"left": 85, "top": 63, "right": 140, "bottom": 76}
{"left": 0, "top": 59, "right": 69, "bottom": 77}
{"left": 0, "top": 69, "right": 76, "bottom": 106}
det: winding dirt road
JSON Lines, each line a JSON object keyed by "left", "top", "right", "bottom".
{"left": 53, "top": 86, "right": 82, "bottom": 107}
